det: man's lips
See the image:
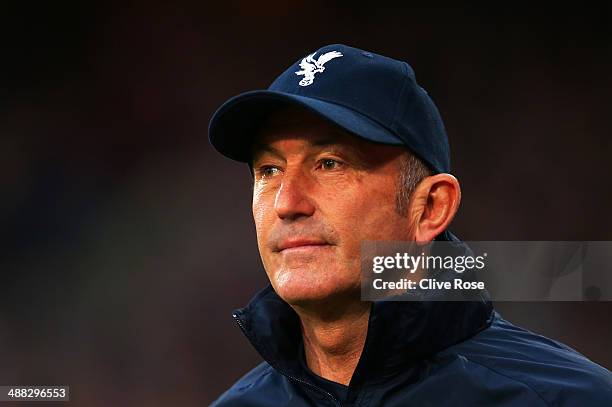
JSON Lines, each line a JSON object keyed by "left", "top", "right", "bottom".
{"left": 276, "top": 238, "right": 330, "bottom": 252}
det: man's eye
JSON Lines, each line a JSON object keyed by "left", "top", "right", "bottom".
{"left": 260, "top": 166, "right": 280, "bottom": 177}
{"left": 320, "top": 158, "right": 343, "bottom": 170}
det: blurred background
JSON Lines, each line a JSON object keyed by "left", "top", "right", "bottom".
{"left": 1, "top": 2, "right": 611, "bottom": 405}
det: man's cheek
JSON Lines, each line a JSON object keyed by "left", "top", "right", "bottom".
{"left": 252, "top": 194, "right": 273, "bottom": 231}
{"left": 332, "top": 197, "right": 368, "bottom": 229}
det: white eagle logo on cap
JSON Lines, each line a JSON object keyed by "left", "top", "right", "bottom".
{"left": 295, "top": 51, "right": 343, "bottom": 86}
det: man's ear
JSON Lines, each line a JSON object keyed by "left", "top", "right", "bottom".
{"left": 408, "top": 174, "right": 461, "bottom": 242}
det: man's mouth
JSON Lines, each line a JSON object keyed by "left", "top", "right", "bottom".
{"left": 276, "top": 238, "right": 331, "bottom": 253}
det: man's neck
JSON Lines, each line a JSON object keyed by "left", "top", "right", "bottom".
{"left": 295, "top": 300, "right": 371, "bottom": 386}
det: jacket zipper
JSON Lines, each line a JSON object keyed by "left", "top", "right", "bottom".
{"left": 233, "top": 313, "right": 342, "bottom": 406}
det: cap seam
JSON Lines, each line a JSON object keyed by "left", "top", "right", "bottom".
{"left": 391, "top": 62, "right": 411, "bottom": 132}
{"left": 420, "top": 88, "right": 438, "bottom": 139}
{"left": 419, "top": 87, "right": 447, "bottom": 172}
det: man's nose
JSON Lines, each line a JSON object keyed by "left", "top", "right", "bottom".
{"left": 274, "top": 169, "right": 315, "bottom": 220}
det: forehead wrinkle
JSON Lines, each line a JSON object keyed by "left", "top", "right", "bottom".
{"left": 252, "top": 132, "right": 362, "bottom": 163}
{"left": 251, "top": 142, "right": 285, "bottom": 163}
{"left": 253, "top": 108, "right": 381, "bottom": 164}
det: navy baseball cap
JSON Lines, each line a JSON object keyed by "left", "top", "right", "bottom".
{"left": 208, "top": 44, "right": 451, "bottom": 174}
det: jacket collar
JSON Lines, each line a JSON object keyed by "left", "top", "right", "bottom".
{"left": 232, "top": 232, "right": 494, "bottom": 388}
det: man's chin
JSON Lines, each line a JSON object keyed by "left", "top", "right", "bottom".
{"left": 276, "top": 288, "right": 337, "bottom": 306}
{"left": 272, "top": 279, "right": 361, "bottom": 309}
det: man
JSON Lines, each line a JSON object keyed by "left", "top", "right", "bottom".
{"left": 208, "top": 44, "right": 611, "bottom": 406}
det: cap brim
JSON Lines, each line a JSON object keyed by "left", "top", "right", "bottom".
{"left": 208, "top": 90, "right": 403, "bottom": 163}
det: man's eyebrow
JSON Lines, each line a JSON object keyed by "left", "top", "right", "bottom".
{"left": 251, "top": 132, "right": 360, "bottom": 161}
{"left": 252, "top": 137, "right": 343, "bottom": 157}
{"left": 251, "top": 143, "right": 284, "bottom": 162}
{"left": 310, "top": 137, "right": 342, "bottom": 147}
{"left": 313, "top": 135, "right": 369, "bottom": 162}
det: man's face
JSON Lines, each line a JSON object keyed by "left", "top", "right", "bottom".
{"left": 251, "top": 107, "right": 414, "bottom": 307}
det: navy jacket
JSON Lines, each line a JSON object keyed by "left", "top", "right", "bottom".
{"left": 212, "top": 237, "right": 612, "bottom": 406}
